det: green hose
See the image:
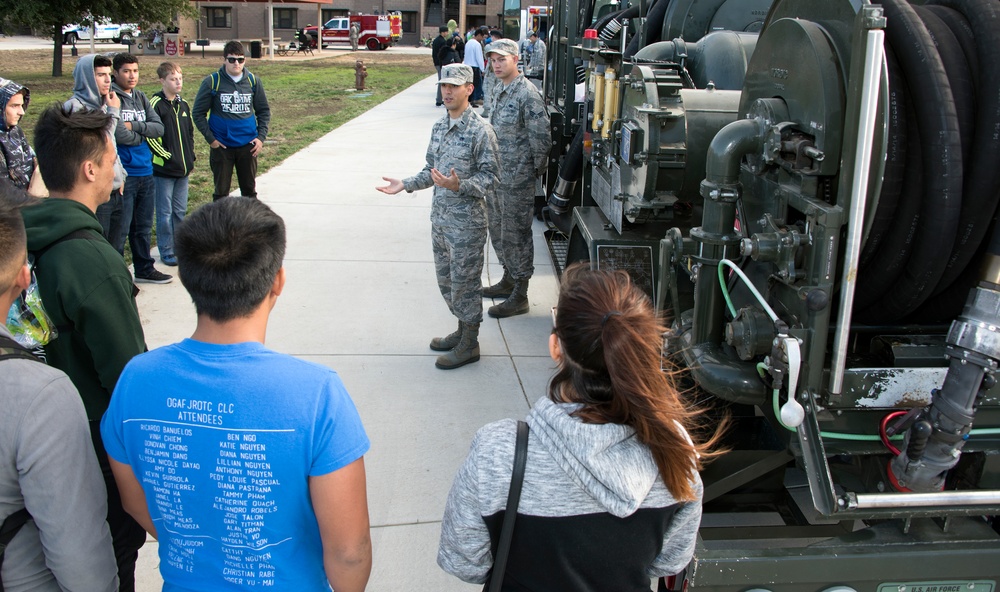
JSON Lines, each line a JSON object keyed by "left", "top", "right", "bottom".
{"left": 718, "top": 262, "right": 737, "bottom": 318}
{"left": 731, "top": 263, "right": 1000, "bottom": 440}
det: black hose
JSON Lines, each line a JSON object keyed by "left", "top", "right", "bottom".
{"left": 623, "top": 0, "right": 672, "bottom": 60}
{"left": 860, "top": 0, "right": 962, "bottom": 321}
{"left": 592, "top": 5, "right": 642, "bottom": 39}
{"left": 859, "top": 44, "right": 907, "bottom": 271}
{"left": 547, "top": 127, "right": 585, "bottom": 235}
{"left": 855, "top": 67, "right": 923, "bottom": 313}
{"left": 923, "top": 5, "right": 979, "bottom": 92}
{"left": 990, "top": 214, "right": 1000, "bottom": 258}
{"left": 927, "top": 0, "right": 1000, "bottom": 294}
{"left": 915, "top": 6, "right": 975, "bottom": 168}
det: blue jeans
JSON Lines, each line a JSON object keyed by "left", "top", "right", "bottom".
{"left": 153, "top": 175, "right": 190, "bottom": 260}
{"left": 125, "top": 175, "right": 157, "bottom": 277}
{"left": 95, "top": 189, "right": 134, "bottom": 256}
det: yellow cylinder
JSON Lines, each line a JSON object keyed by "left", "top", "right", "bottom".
{"left": 591, "top": 68, "right": 606, "bottom": 134}
{"left": 601, "top": 69, "right": 617, "bottom": 139}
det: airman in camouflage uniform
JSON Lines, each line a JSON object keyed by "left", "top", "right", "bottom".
{"left": 377, "top": 63, "right": 500, "bottom": 369}
{"left": 480, "top": 30, "right": 504, "bottom": 118}
{"left": 528, "top": 32, "right": 547, "bottom": 79}
{"left": 482, "top": 39, "right": 551, "bottom": 318}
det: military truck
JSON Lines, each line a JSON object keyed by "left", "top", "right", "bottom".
{"left": 538, "top": 0, "right": 1000, "bottom": 589}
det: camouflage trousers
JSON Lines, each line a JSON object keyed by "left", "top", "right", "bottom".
{"left": 486, "top": 180, "right": 536, "bottom": 281}
{"left": 432, "top": 223, "right": 488, "bottom": 323}
{"left": 482, "top": 72, "right": 499, "bottom": 116}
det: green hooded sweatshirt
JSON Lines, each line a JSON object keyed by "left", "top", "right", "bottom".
{"left": 21, "top": 198, "right": 145, "bottom": 421}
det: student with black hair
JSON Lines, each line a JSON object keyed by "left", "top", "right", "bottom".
{"left": 432, "top": 25, "right": 450, "bottom": 107}
{"left": 192, "top": 41, "right": 271, "bottom": 202}
{"left": 0, "top": 78, "right": 39, "bottom": 192}
{"left": 102, "top": 197, "right": 372, "bottom": 591}
{"left": 21, "top": 105, "right": 148, "bottom": 592}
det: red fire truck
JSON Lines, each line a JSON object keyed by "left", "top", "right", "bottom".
{"left": 304, "top": 13, "right": 402, "bottom": 51}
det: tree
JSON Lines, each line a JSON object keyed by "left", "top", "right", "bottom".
{"left": 0, "top": 0, "right": 196, "bottom": 76}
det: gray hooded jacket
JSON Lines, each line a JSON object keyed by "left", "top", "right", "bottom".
{"left": 438, "top": 396, "right": 703, "bottom": 591}
{"left": 64, "top": 55, "right": 126, "bottom": 190}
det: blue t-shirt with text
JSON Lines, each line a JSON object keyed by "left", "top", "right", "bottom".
{"left": 101, "top": 339, "right": 369, "bottom": 591}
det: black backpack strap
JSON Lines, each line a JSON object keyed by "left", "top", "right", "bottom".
{"left": 1, "top": 507, "right": 33, "bottom": 590}
{"left": 0, "top": 335, "right": 40, "bottom": 363}
{"left": 26, "top": 228, "right": 106, "bottom": 338}
{"left": 29, "top": 228, "right": 103, "bottom": 265}
{"left": 0, "top": 338, "right": 39, "bottom": 589}
{"left": 487, "top": 420, "right": 529, "bottom": 592}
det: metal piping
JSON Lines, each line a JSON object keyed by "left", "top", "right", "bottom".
{"left": 849, "top": 489, "right": 1000, "bottom": 509}
{"left": 704, "top": 118, "right": 766, "bottom": 185}
{"left": 690, "top": 118, "right": 766, "bottom": 345}
{"left": 829, "top": 28, "right": 886, "bottom": 395}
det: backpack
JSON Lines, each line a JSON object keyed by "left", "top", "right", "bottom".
{"left": 210, "top": 70, "right": 258, "bottom": 97}
{"left": 16, "top": 229, "right": 109, "bottom": 350}
{"left": 0, "top": 334, "right": 39, "bottom": 591}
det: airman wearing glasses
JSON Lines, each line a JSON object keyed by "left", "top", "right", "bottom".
{"left": 192, "top": 40, "right": 272, "bottom": 201}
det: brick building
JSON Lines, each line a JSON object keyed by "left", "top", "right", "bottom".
{"left": 187, "top": 0, "right": 510, "bottom": 47}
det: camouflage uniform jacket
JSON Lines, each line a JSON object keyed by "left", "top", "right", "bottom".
{"left": 529, "top": 39, "right": 546, "bottom": 77}
{"left": 403, "top": 106, "right": 500, "bottom": 229}
{"left": 489, "top": 74, "right": 550, "bottom": 186}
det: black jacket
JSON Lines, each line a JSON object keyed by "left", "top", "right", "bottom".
{"left": 148, "top": 91, "right": 195, "bottom": 178}
{"left": 432, "top": 33, "right": 448, "bottom": 67}
{"left": 438, "top": 46, "right": 459, "bottom": 66}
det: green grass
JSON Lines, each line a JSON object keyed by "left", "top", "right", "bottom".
{"left": 13, "top": 54, "right": 433, "bottom": 217}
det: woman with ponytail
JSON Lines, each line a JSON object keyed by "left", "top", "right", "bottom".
{"left": 438, "top": 263, "right": 723, "bottom": 590}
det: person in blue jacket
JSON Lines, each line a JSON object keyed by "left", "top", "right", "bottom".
{"left": 112, "top": 53, "right": 169, "bottom": 284}
{"left": 192, "top": 41, "right": 271, "bottom": 202}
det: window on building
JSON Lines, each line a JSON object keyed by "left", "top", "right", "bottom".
{"left": 398, "top": 11, "right": 417, "bottom": 33}
{"left": 206, "top": 7, "right": 232, "bottom": 29}
{"left": 273, "top": 8, "right": 297, "bottom": 29}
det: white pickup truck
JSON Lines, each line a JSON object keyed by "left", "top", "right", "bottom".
{"left": 62, "top": 21, "right": 141, "bottom": 45}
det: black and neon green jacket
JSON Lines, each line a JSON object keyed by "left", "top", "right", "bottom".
{"left": 148, "top": 91, "right": 195, "bottom": 178}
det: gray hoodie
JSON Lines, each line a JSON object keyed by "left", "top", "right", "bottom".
{"left": 64, "top": 55, "right": 126, "bottom": 190}
{"left": 0, "top": 326, "right": 118, "bottom": 591}
{"left": 438, "top": 396, "right": 703, "bottom": 590}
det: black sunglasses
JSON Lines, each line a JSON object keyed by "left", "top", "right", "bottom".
{"left": 226, "top": 56, "right": 246, "bottom": 64}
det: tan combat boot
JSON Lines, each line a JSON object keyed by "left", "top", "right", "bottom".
{"left": 482, "top": 271, "right": 515, "bottom": 298}
{"left": 488, "top": 280, "right": 529, "bottom": 318}
{"left": 435, "top": 322, "right": 481, "bottom": 369}
{"left": 430, "top": 320, "right": 463, "bottom": 351}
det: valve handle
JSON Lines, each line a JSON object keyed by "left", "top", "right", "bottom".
{"left": 780, "top": 336, "right": 805, "bottom": 428}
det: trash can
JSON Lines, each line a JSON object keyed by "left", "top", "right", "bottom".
{"left": 249, "top": 40, "right": 262, "bottom": 58}
{"left": 164, "top": 33, "right": 184, "bottom": 57}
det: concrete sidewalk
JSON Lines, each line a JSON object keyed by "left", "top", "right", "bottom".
{"left": 133, "top": 73, "right": 559, "bottom": 590}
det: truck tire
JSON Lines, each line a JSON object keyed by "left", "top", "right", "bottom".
{"left": 118, "top": 32, "right": 133, "bottom": 45}
{"left": 64, "top": 32, "right": 78, "bottom": 44}
{"left": 366, "top": 38, "right": 380, "bottom": 51}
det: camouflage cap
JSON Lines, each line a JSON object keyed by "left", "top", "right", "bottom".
{"left": 485, "top": 38, "right": 518, "bottom": 57}
{"left": 438, "top": 63, "right": 474, "bottom": 86}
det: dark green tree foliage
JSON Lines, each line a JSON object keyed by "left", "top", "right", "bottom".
{"left": 0, "top": 0, "right": 195, "bottom": 76}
